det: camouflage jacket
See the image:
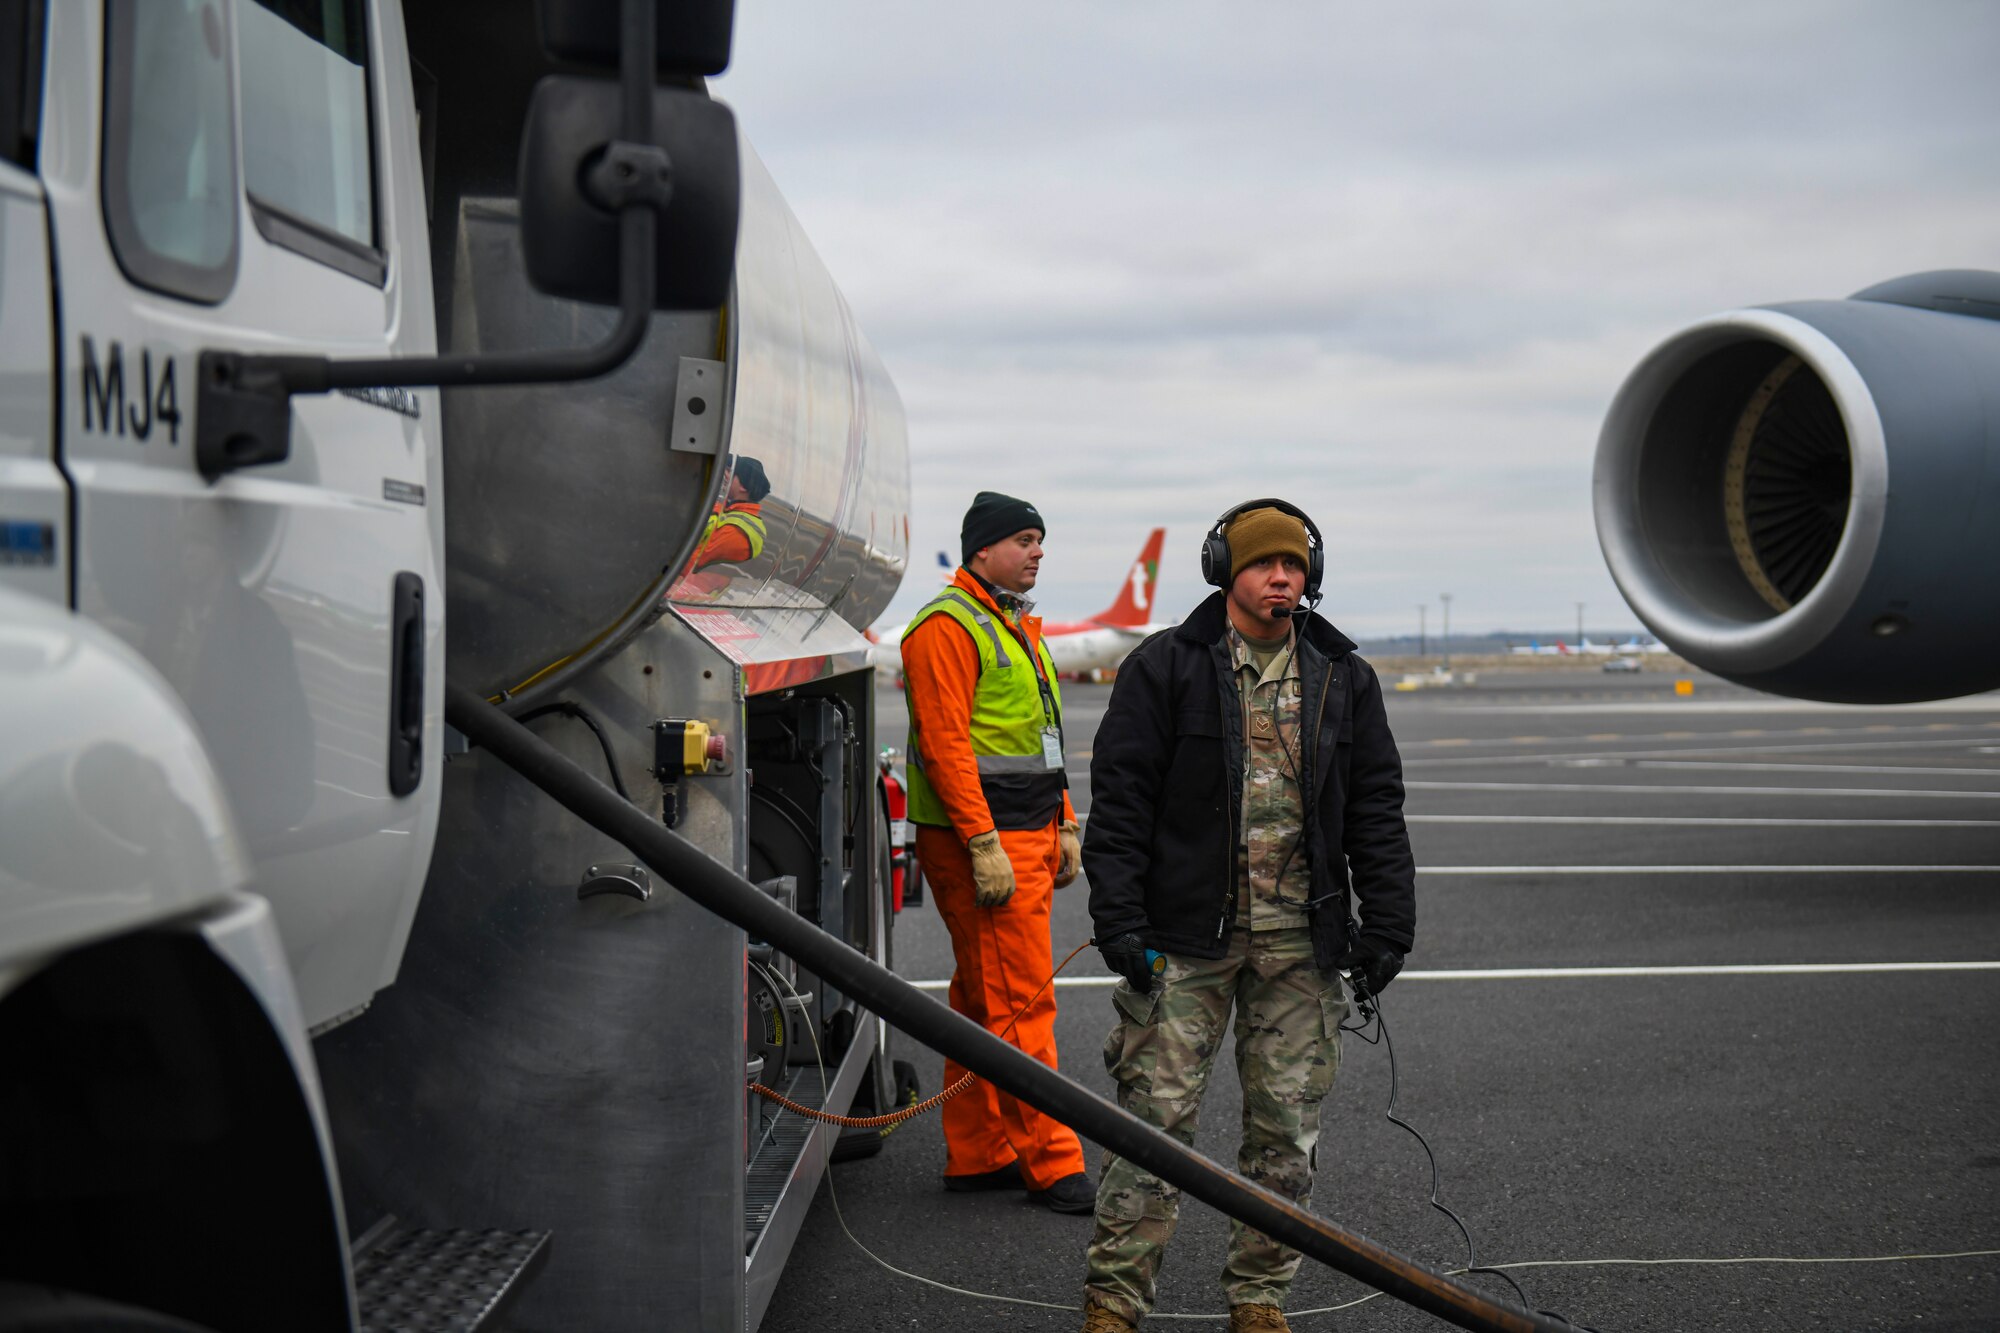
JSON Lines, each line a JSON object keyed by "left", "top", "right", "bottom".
{"left": 1228, "top": 625, "right": 1311, "bottom": 930}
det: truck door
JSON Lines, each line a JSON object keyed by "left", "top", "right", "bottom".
{"left": 39, "top": 0, "right": 444, "bottom": 1029}
{"left": 0, "top": 1, "right": 60, "bottom": 606}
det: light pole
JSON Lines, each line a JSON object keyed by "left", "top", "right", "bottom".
{"left": 1440, "top": 593, "right": 1452, "bottom": 671}
{"left": 1418, "top": 605, "right": 1427, "bottom": 657}
{"left": 1575, "top": 601, "right": 1585, "bottom": 648}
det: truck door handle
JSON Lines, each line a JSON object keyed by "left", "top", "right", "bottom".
{"left": 389, "top": 572, "right": 424, "bottom": 796}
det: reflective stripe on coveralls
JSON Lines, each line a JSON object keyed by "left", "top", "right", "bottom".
{"left": 701, "top": 504, "right": 767, "bottom": 559}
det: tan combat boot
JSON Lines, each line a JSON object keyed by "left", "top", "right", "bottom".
{"left": 1081, "top": 1300, "right": 1139, "bottom": 1332}
{"left": 1227, "top": 1304, "right": 1290, "bottom": 1332}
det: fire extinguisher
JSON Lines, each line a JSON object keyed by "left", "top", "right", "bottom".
{"left": 878, "top": 748, "right": 923, "bottom": 910}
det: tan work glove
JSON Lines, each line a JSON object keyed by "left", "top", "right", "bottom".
{"left": 967, "top": 830, "right": 1016, "bottom": 907}
{"left": 1054, "top": 819, "right": 1083, "bottom": 889}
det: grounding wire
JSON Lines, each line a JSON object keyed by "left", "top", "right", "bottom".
{"left": 1342, "top": 994, "right": 1552, "bottom": 1317}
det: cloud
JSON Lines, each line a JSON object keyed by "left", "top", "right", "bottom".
{"left": 713, "top": 1, "right": 2000, "bottom": 636}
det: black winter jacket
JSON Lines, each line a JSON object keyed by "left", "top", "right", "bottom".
{"left": 1083, "top": 592, "right": 1416, "bottom": 969}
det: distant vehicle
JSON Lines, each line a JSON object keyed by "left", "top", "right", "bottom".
{"left": 1602, "top": 656, "right": 1644, "bottom": 672}
{"left": 870, "top": 528, "right": 1172, "bottom": 677}
{"left": 1509, "top": 635, "right": 1666, "bottom": 658}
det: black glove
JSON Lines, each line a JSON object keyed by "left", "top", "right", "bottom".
{"left": 1097, "top": 931, "right": 1155, "bottom": 994}
{"left": 1335, "top": 935, "right": 1405, "bottom": 1000}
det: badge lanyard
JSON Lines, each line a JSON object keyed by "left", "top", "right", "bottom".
{"left": 1014, "top": 617, "right": 1064, "bottom": 771}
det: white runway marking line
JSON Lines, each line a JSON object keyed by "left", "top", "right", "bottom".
{"left": 1402, "top": 720, "right": 2000, "bottom": 755}
{"left": 1598, "top": 759, "right": 2000, "bottom": 778}
{"left": 1433, "top": 696, "right": 2000, "bottom": 715}
{"left": 1410, "top": 814, "right": 2000, "bottom": 827}
{"left": 904, "top": 961, "right": 2000, "bottom": 990}
{"left": 1407, "top": 734, "right": 2000, "bottom": 770}
{"left": 1409, "top": 780, "right": 2000, "bottom": 800}
{"left": 1416, "top": 864, "right": 2000, "bottom": 874}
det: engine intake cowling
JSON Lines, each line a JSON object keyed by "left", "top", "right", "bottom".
{"left": 1593, "top": 270, "right": 2000, "bottom": 703}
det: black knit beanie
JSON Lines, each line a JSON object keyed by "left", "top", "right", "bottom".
{"left": 731, "top": 455, "right": 771, "bottom": 501}
{"left": 960, "top": 491, "right": 1045, "bottom": 563}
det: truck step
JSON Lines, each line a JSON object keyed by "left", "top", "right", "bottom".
{"left": 745, "top": 1067, "right": 828, "bottom": 1249}
{"left": 352, "top": 1223, "right": 550, "bottom": 1333}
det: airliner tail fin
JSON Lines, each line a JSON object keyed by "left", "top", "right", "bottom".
{"left": 1093, "top": 528, "right": 1167, "bottom": 628}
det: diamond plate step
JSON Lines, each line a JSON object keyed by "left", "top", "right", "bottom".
{"left": 353, "top": 1224, "right": 550, "bottom": 1333}
{"left": 744, "top": 1066, "right": 828, "bottom": 1251}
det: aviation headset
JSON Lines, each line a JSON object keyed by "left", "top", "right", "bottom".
{"left": 1199, "top": 497, "right": 1326, "bottom": 605}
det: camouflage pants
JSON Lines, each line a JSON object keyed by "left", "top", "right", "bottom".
{"left": 1083, "top": 927, "right": 1347, "bottom": 1320}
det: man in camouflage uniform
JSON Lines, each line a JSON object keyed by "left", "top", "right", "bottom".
{"left": 1078, "top": 502, "right": 1416, "bottom": 1332}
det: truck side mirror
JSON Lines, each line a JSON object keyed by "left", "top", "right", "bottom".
{"left": 518, "top": 76, "right": 740, "bottom": 311}
{"left": 537, "top": 0, "right": 736, "bottom": 76}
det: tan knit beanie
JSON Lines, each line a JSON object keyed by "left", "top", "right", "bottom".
{"left": 1226, "top": 507, "right": 1311, "bottom": 581}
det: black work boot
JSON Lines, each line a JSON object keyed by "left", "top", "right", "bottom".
{"left": 1029, "top": 1171, "right": 1095, "bottom": 1213}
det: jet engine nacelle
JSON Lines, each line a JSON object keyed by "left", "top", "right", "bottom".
{"left": 1593, "top": 270, "right": 2000, "bottom": 703}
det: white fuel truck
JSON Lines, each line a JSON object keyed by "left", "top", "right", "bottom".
{"left": 0, "top": 2, "right": 914, "bottom": 1328}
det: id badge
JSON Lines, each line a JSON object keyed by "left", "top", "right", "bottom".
{"left": 1041, "top": 726, "right": 1064, "bottom": 770}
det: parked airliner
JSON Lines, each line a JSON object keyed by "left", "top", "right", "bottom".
{"left": 869, "top": 529, "right": 1170, "bottom": 679}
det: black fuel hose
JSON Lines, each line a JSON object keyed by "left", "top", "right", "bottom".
{"left": 444, "top": 680, "right": 1575, "bottom": 1333}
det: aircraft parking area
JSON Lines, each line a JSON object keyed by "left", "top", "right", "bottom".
{"left": 763, "top": 672, "right": 2000, "bottom": 1331}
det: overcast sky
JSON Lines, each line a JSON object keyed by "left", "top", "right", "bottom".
{"left": 713, "top": 2, "right": 2000, "bottom": 639}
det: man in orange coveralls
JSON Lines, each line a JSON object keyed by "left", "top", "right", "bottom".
{"left": 690, "top": 455, "right": 769, "bottom": 569}
{"left": 900, "top": 491, "right": 1093, "bottom": 1213}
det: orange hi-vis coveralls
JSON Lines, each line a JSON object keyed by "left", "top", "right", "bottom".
{"left": 901, "top": 570, "right": 1087, "bottom": 1190}
{"left": 692, "top": 500, "right": 765, "bottom": 568}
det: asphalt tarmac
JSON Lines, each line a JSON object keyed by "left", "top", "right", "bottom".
{"left": 760, "top": 668, "right": 2000, "bottom": 1332}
